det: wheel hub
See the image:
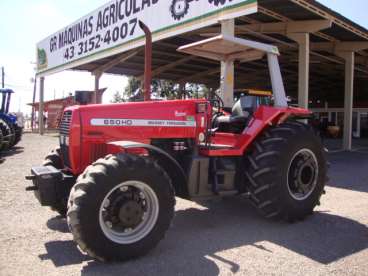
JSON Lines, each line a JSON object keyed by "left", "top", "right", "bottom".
{"left": 118, "top": 200, "right": 144, "bottom": 228}
{"left": 99, "top": 181, "right": 159, "bottom": 244}
{"left": 287, "top": 149, "right": 319, "bottom": 201}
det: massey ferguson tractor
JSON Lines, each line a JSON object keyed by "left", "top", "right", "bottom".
{"left": 27, "top": 22, "right": 327, "bottom": 262}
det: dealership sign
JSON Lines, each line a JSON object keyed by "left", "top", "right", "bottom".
{"left": 36, "top": 0, "right": 257, "bottom": 76}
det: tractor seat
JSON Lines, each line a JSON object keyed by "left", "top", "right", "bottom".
{"left": 216, "top": 96, "right": 258, "bottom": 126}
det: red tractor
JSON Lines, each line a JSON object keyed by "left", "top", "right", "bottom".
{"left": 27, "top": 22, "right": 327, "bottom": 262}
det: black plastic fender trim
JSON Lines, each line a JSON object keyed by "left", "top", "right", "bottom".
{"left": 109, "top": 140, "right": 189, "bottom": 198}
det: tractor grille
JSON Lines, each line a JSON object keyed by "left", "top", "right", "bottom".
{"left": 59, "top": 111, "right": 72, "bottom": 136}
{"left": 59, "top": 111, "right": 72, "bottom": 168}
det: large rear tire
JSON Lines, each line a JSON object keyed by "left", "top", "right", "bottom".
{"left": 43, "top": 148, "right": 69, "bottom": 216}
{"left": 244, "top": 121, "right": 327, "bottom": 222}
{"left": 67, "top": 154, "right": 175, "bottom": 261}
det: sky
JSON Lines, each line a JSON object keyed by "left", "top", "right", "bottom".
{"left": 0, "top": 0, "right": 367, "bottom": 115}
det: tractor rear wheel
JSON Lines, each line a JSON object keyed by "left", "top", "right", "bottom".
{"left": 67, "top": 154, "right": 175, "bottom": 261}
{"left": 43, "top": 148, "right": 68, "bottom": 216}
{"left": 244, "top": 121, "right": 327, "bottom": 222}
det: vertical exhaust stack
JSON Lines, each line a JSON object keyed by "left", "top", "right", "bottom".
{"left": 139, "top": 21, "right": 152, "bottom": 101}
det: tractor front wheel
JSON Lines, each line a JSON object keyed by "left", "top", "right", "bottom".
{"left": 12, "top": 125, "right": 23, "bottom": 147}
{"left": 0, "top": 130, "right": 3, "bottom": 152}
{"left": 67, "top": 154, "right": 175, "bottom": 261}
{"left": 244, "top": 121, "right": 327, "bottom": 222}
{"left": 0, "top": 119, "right": 15, "bottom": 151}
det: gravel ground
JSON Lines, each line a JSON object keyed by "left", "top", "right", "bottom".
{"left": 0, "top": 133, "right": 367, "bottom": 276}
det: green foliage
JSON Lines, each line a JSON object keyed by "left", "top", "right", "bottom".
{"left": 111, "top": 91, "right": 124, "bottom": 103}
{"left": 123, "top": 76, "right": 210, "bottom": 101}
{"left": 124, "top": 77, "right": 141, "bottom": 98}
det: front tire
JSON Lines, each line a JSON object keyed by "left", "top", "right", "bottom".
{"left": 0, "top": 119, "right": 15, "bottom": 151}
{"left": 0, "top": 130, "right": 3, "bottom": 152}
{"left": 67, "top": 154, "right": 175, "bottom": 261}
{"left": 12, "top": 125, "right": 23, "bottom": 147}
{"left": 244, "top": 121, "right": 327, "bottom": 222}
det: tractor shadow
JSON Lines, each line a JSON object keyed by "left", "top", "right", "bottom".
{"left": 327, "top": 150, "right": 368, "bottom": 193}
{"left": 40, "top": 197, "right": 368, "bottom": 274}
{"left": 0, "top": 146, "right": 24, "bottom": 160}
{"left": 46, "top": 216, "right": 69, "bottom": 233}
{"left": 39, "top": 240, "right": 92, "bottom": 266}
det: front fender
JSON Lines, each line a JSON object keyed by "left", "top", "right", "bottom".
{"left": 109, "top": 140, "right": 189, "bottom": 198}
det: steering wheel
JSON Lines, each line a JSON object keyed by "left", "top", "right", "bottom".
{"left": 210, "top": 92, "right": 225, "bottom": 129}
{"left": 210, "top": 92, "right": 224, "bottom": 115}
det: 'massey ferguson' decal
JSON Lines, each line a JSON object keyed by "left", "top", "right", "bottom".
{"left": 90, "top": 118, "right": 196, "bottom": 128}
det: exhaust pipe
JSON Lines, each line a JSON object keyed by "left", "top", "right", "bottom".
{"left": 139, "top": 21, "right": 152, "bottom": 101}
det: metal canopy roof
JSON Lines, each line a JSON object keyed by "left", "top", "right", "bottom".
{"left": 177, "top": 34, "right": 277, "bottom": 62}
{"left": 73, "top": 0, "right": 368, "bottom": 104}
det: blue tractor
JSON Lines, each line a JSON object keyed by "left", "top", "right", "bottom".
{"left": 0, "top": 88, "right": 23, "bottom": 151}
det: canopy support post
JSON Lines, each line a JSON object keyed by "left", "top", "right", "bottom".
{"left": 39, "top": 76, "right": 45, "bottom": 135}
{"left": 220, "top": 19, "right": 235, "bottom": 108}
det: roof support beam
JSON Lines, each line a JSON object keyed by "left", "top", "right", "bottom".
{"left": 311, "top": 41, "right": 368, "bottom": 53}
{"left": 290, "top": 0, "right": 368, "bottom": 40}
{"left": 258, "top": 6, "right": 336, "bottom": 42}
{"left": 92, "top": 50, "right": 139, "bottom": 77}
{"left": 243, "top": 20, "right": 332, "bottom": 35}
{"left": 138, "top": 56, "right": 194, "bottom": 80}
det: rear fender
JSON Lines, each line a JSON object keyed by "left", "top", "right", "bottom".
{"left": 240, "top": 106, "right": 312, "bottom": 152}
{"left": 109, "top": 141, "right": 189, "bottom": 199}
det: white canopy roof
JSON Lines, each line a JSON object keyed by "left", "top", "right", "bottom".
{"left": 177, "top": 34, "right": 280, "bottom": 62}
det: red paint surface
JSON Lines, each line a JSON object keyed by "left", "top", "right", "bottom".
{"left": 64, "top": 100, "right": 310, "bottom": 174}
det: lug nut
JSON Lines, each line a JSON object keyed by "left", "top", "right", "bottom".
{"left": 103, "top": 199, "right": 110, "bottom": 208}
{"left": 120, "top": 186, "right": 129, "bottom": 192}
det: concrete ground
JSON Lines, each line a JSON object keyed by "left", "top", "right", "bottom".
{"left": 324, "top": 138, "right": 368, "bottom": 152}
{"left": 0, "top": 133, "right": 367, "bottom": 276}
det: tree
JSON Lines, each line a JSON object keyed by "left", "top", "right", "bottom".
{"left": 122, "top": 76, "right": 210, "bottom": 101}
{"left": 124, "top": 77, "right": 141, "bottom": 98}
{"left": 111, "top": 91, "right": 124, "bottom": 103}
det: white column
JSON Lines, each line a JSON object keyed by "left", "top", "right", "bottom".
{"left": 94, "top": 74, "right": 100, "bottom": 104}
{"left": 220, "top": 19, "right": 235, "bottom": 108}
{"left": 39, "top": 77, "right": 45, "bottom": 135}
{"left": 356, "top": 112, "right": 361, "bottom": 138}
{"left": 293, "top": 33, "right": 310, "bottom": 109}
{"left": 342, "top": 51, "right": 355, "bottom": 151}
{"left": 335, "top": 112, "right": 338, "bottom": 125}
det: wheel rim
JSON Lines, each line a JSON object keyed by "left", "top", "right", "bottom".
{"left": 287, "top": 148, "right": 319, "bottom": 201}
{"left": 99, "top": 181, "right": 159, "bottom": 244}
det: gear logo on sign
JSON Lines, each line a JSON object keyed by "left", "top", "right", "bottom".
{"left": 208, "top": 0, "right": 231, "bottom": 6}
{"left": 170, "top": 0, "right": 190, "bottom": 20}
